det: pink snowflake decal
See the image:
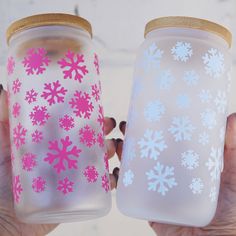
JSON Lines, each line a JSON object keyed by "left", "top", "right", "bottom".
{"left": 22, "top": 48, "right": 50, "bottom": 75}
{"left": 58, "top": 50, "right": 88, "bottom": 83}
{"left": 94, "top": 53, "right": 100, "bottom": 75}
{"left": 32, "top": 130, "right": 43, "bottom": 143}
{"left": 59, "top": 115, "right": 74, "bottom": 131}
{"left": 44, "top": 136, "right": 81, "bottom": 174}
{"left": 79, "top": 125, "right": 96, "bottom": 148}
{"left": 104, "top": 152, "right": 109, "bottom": 172}
{"left": 7, "top": 56, "right": 15, "bottom": 76}
{"left": 25, "top": 89, "right": 38, "bottom": 104}
{"left": 91, "top": 84, "right": 100, "bottom": 102}
{"left": 30, "top": 106, "right": 50, "bottom": 126}
{"left": 32, "top": 177, "right": 46, "bottom": 193}
{"left": 57, "top": 177, "right": 74, "bottom": 195}
{"left": 97, "top": 105, "right": 105, "bottom": 132}
{"left": 97, "top": 133, "right": 104, "bottom": 148}
{"left": 84, "top": 166, "right": 99, "bottom": 183}
{"left": 12, "top": 79, "right": 21, "bottom": 94}
{"left": 12, "top": 175, "right": 23, "bottom": 203}
{"left": 12, "top": 102, "right": 21, "bottom": 118}
{"left": 13, "top": 123, "right": 27, "bottom": 149}
{"left": 101, "top": 173, "right": 110, "bottom": 193}
{"left": 69, "top": 91, "right": 94, "bottom": 119}
{"left": 41, "top": 80, "right": 67, "bottom": 106}
{"left": 22, "top": 152, "right": 37, "bottom": 171}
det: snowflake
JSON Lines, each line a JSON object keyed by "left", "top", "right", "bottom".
{"left": 84, "top": 166, "right": 99, "bottom": 183}
{"left": 91, "top": 84, "right": 100, "bottom": 101}
{"left": 202, "top": 48, "right": 225, "bottom": 78}
{"left": 25, "top": 89, "right": 38, "bottom": 104}
{"left": 7, "top": 56, "right": 15, "bottom": 75}
{"left": 12, "top": 102, "right": 21, "bottom": 118}
{"left": 59, "top": 115, "right": 75, "bottom": 131}
{"left": 209, "top": 186, "right": 217, "bottom": 202}
{"left": 12, "top": 79, "right": 21, "bottom": 94}
{"left": 32, "top": 130, "right": 43, "bottom": 143}
{"left": 58, "top": 50, "right": 88, "bottom": 83}
{"left": 97, "top": 132, "right": 105, "bottom": 147}
{"left": 171, "top": 42, "right": 192, "bottom": 62}
{"left": 12, "top": 175, "right": 23, "bottom": 203}
{"left": 214, "top": 91, "right": 227, "bottom": 114}
{"left": 176, "top": 94, "right": 190, "bottom": 109}
{"left": 183, "top": 70, "right": 199, "bottom": 86}
{"left": 199, "top": 89, "right": 212, "bottom": 103}
{"left": 206, "top": 147, "right": 222, "bottom": 181}
{"left": 94, "top": 53, "right": 100, "bottom": 75}
{"left": 189, "top": 178, "right": 204, "bottom": 194}
{"left": 57, "top": 177, "right": 74, "bottom": 195}
{"left": 201, "top": 109, "right": 217, "bottom": 129}
{"left": 30, "top": 106, "right": 50, "bottom": 126}
{"left": 13, "top": 123, "right": 27, "bottom": 149}
{"left": 220, "top": 126, "right": 225, "bottom": 142}
{"left": 123, "top": 169, "right": 134, "bottom": 187}
{"left": 97, "top": 105, "right": 104, "bottom": 132}
{"left": 181, "top": 150, "right": 199, "bottom": 170}
{"left": 41, "top": 80, "right": 67, "bottom": 106}
{"left": 104, "top": 152, "right": 109, "bottom": 171}
{"left": 138, "top": 129, "right": 167, "bottom": 160}
{"left": 144, "top": 100, "right": 165, "bottom": 122}
{"left": 146, "top": 162, "right": 177, "bottom": 196}
{"left": 168, "top": 116, "right": 195, "bottom": 142}
{"left": 142, "top": 43, "right": 164, "bottom": 71}
{"left": 22, "top": 48, "right": 50, "bottom": 75}
{"left": 101, "top": 173, "right": 110, "bottom": 192}
{"left": 44, "top": 136, "right": 81, "bottom": 174}
{"left": 122, "top": 138, "right": 136, "bottom": 166}
{"left": 32, "top": 177, "right": 46, "bottom": 193}
{"left": 69, "top": 91, "right": 94, "bottom": 119}
{"left": 198, "top": 132, "right": 209, "bottom": 146}
{"left": 22, "top": 152, "right": 37, "bottom": 171}
{"left": 156, "top": 70, "right": 175, "bottom": 90}
{"left": 79, "top": 125, "right": 96, "bottom": 148}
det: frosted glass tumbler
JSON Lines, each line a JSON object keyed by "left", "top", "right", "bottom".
{"left": 117, "top": 16, "right": 232, "bottom": 227}
{"left": 6, "top": 13, "right": 111, "bottom": 223}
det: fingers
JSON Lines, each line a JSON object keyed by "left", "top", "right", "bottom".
{"left": 225, "top": 113, "right": 236, "bottom": 150}
{"left": 110, "top": 167, "right": 120, "bottom": 190}
{"left": 119, "top": 121, "right": 126, "bottom": 135}
{"left": 104, "top": 117, "right": 116, "bottom": 135}
{"left": 0, "top": 86, "right": 9, "bottom": 123}
{"left": 105, "top": 139, "right": 117, "bottom": 159}
{"left": 116, "top": 139, "right": 123, "bottom": 161}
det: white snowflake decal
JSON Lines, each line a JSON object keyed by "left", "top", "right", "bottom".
{"left": 171, "top": 42, "right": 193, "bottom": 62}
{"left": 206, "top": 147, "right": 222, "bottom": 181}
{"left": 123, "top": 169, "right": 134, "bottom": 187}
{"left": 181, "top": 150, "right": 199, "bottom": 170}
{"left": 202, "top": 48, "right": 225, "bottom": 78}
{"left": 142, "top": 43, "right": 164, "bottom": 71}
{"left": 209, "top": 186, "right": 217, "bottom": 203}
{"left": 122, "top": 138, "right": 136, "bottom": 166}
{"left": 189, "top": 178, "right": 204, "bottom": 194}
{"left": 168, "top": 116, "right": 195, "bottom": 142}
{"left": 176, "top": 94, "right": 190, "bottom": 109}
{"left": 138, "top": 129, "right": 167, "bottom": 160}
{"left": 156, "top": 70, "right": 175, "bottom": 90}
{"left": 199, "top": 89, "right": 212, "bottom": 104}
{"left": 201, "top": 109, "right": 217, "bottom": 130}
{"left": 144, "top": 100, "right": 165, "bottom": 122}
{"left": 214, "top": 91, "right": 227, "bottom": 114}
{"left": 146, "top": 162, "right": 177, "bottom": 196}
{"left": 198, "top": 132, "right": 209, "bottom": 146}
{"left": 183, "top": 70, "right": 199, "bottom": 86}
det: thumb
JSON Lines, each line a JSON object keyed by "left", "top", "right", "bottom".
{"left": 225, "top": 113, "right": 236, "bottom": 151}
{"left": 0, "top": 85, "right": 9, "bottom": 123}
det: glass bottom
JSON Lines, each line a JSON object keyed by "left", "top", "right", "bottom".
{"left": 16, "top": 207, "right": 111, "bottom": 224}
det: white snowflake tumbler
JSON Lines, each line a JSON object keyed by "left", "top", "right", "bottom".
{"left": 117, "top": 17, "right": 232, "bottom": 227}
{"left": 6, "top": 13, "right": 111, "bottom": 223}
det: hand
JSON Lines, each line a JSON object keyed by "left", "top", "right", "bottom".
{"left": 118, "top": 115, "right": 236, "bottom": 236}
{"left": 0, "top": 86, "right": 117, "bottom": 236}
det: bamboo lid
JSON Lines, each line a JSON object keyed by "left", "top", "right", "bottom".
{"left": 145, "top": 16, "right": 232, "bottom": 48}
{"left": 6, "top": 13, "right": 92, "bottom": 44}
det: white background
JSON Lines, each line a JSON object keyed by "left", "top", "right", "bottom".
{"left": 0, "top": 1, "right": 236, "bottom": 235}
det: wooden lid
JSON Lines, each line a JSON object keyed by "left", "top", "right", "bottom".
{"left": 145, "top": 16, "right": 232, "bottom": 48}
{"left": 6, "top": 13, "right": 92, "bottom": 44}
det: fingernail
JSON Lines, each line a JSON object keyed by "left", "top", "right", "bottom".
{"left": 113, "top": 167, "right": 120, "bottom": 183}
{"left": 119, "top": 121, "right": 126, "bottom": 132}
{"left": 0, "top": 84, "right": 3, "bottom": 94}
{"left": 111, "top": 138, "right": 118, "bottom": 149}
{"left": 110, "top": 117, "right": 116, "bottom": 128}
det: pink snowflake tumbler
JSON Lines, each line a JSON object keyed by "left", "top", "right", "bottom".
{"left": 6, "top": 13, "right": 111, "bottom": 223}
